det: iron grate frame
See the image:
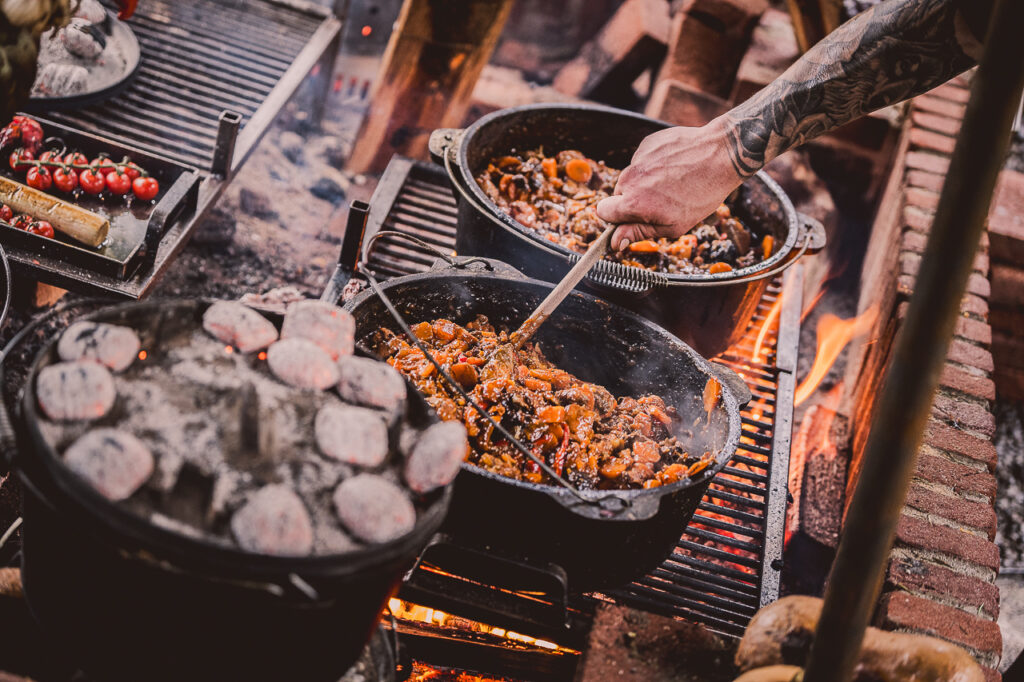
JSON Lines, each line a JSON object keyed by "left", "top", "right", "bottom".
{"left": 324, "top": 157, "right": 800, "bottom": 642}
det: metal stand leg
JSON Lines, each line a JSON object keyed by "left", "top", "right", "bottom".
{"left": 311, "top": 0, "right": 351, "bottom": 128}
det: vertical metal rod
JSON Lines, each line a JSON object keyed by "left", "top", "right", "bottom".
{"left": 803, "top": 1, "right": 1024, "bottom": 680}
{"left": 211, "top": 111, "right": 242, "bottom": 177}
{"left": 311, "top": 0, "right": 350, "bottom": 127}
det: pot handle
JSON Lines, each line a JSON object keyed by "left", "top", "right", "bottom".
{"left": 428, "top": 128, "right": 464, "bottom": 166}
{"left": 797, "top": 212, "right": 827, "bottom": 253}
{"left": 708, "top": 362, "right": 752, "bottom": 407}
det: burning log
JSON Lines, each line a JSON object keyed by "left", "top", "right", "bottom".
{"left": 0, "top": 567, "right": 20, "bottom": 598}
{"left": 346, "top": 0, "right": 515, "bottom": 174}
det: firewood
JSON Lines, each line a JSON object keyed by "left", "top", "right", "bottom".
{"left": 733, "top": 666, "right": 802, "bottom": 682}
{"left": 0, "top": 566, "right": 22, "bottom": 598}
{"left": 0, "top": 175, "right": 109, "bottom": 247}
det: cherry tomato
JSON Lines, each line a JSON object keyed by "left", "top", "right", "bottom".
{"left": 9, "top": 148, "right": 33, "bottom": 171}
{"left": 92, "top": 157, "right": 117, "bottom": 176}
{"left": 122, "top": 161, "right": 143, "bottom": 180}
{"left": 10, "top": 214, "right": 32, "bottom": 230}
{"left": 65, "top": 152, "right": 89, "bottom": 167}
{"left": 17, "top": 117, "right": 43, "bottom": 152}
{"left": 79, "top": 169, "right": 105, "bottom": 195}
{"left": 53, "top": 167, "right": 78, "bottom": 193}
{"left": 38, "top": 150, "right": 64, "bottom": 165}
{"left": 27, "top": 221, "right": 55, "bottom": 239}
{"left": 105, "top": 169, "right": 131, "bottom": 195}
{"left": 0, "top": 205, "right": 11, "bottom": 222}
{"left": 132, "top": 176, "right": 160, "bottom": 201}
{"left": 26, "top": 165, "right": 53, "bottom": 191}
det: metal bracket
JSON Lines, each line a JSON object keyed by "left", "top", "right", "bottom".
{"left": 211, "top": 111, "right": 242, "bottom": 178}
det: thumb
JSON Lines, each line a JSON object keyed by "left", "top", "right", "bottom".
{"left": 596, "top": 194, "right": 638, "bottom": 225}
{"left": 611, "top": 224, "right": 650, "bottom": 252}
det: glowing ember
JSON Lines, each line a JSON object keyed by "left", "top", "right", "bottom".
{"left": 137, "top": 350, "right": 147, "bottom": 361}
{"left": 795, "top": 305, "right": 879, "bottom": 407}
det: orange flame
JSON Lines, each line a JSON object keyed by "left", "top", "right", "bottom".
{"left": 752, "top": 295, "right": 783, "bottom": 364}
{"left": 795, "top": 305, "right": 879, "bottom": 407}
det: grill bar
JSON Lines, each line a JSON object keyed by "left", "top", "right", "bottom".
{"left": 324, "top": 157, "right": 799, "bottom": 642}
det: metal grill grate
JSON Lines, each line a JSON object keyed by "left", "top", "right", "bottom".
{"left": 334, "top": 157, "right": 799, "bottom": 641}
{"left": 40, "top": 0, "right": 335, "bottom": 170}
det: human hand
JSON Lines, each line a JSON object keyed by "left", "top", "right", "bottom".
{"left": 596, "top": 117, "right": 746, "bottom": 252}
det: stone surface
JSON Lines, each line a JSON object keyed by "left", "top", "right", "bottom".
{"left": 63, "top": 429, "right": 154, "bottom": 502}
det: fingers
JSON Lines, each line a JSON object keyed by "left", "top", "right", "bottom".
{"left": 596, "top": 194, "right": 634, "bottom": 225}
{"left": 611, "top": 223, "right": 693, "bottom": 252}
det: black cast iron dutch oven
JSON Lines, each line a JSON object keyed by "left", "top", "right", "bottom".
{"left": 347, "top": 258, "right": 751, "bottom": 591}
{"left": 428, "top": 103, "right": 826, "bottom": 358}
{"left": 4, "top": 299, "right": 450, "bottom": 682}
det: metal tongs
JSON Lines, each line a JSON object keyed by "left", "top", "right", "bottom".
{"left": 509, "top": 224, "right": 615, "bottom": 350}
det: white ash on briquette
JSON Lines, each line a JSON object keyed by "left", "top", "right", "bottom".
{"left": 336, "top": 355, "right": 407, "bottom": 416}
{"left": 405, "top": 421, "right": 470, "bottom": 494}
{"left": 267, "top": 337, "right": 339, "bottom": 390}
{"left": 36, "top": 361, "right": 116, "bottom": 421}
{"left": 57, "top": 320, "right": 141, "bottom": 372}
{"left": 202, "top": 300, "right": 279, "bottom": 353}
{"left": 36, "top": 301, "right": 469, "bottom": 557}
{"left": 280, "top": 300, "right": 356, "bottom": 360}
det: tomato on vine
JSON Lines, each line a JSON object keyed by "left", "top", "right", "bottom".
{"left": 27, "top": 221, "right": 55, "bottom": 239}
{"left": 26, "top": 165, "right": 53, "bottom": 191}
{"left": 105, "top": 168, "right": 131, "bottom": 195}
{"left": 9, "top": 148, "right": 33, "bottom": 171}
{"left": 0, "top": 205, "right": 12, "bottom": 222}
{"left": 53, "top": 166, "right": 79, "bottom": 193}
{"left": 132, "top": 176, "right": 160, "bottom": 201}
{"left": 79, "top": 168, "right": 105, "bottom": 195}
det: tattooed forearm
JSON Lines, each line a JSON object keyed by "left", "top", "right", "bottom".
{"left": 724, "top": 0, "right": 979, "bottom": 178}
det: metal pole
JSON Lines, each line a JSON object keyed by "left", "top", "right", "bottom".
{"left": 803, "top": 1, "right": 1024, "bottom": 680}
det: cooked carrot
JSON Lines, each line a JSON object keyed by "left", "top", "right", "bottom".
{"left": 565, "top": 158, "right": 593, "bottom": 184}
{"left": 703, "top": 376, "right": 721, "bottom": 413}
{"left": 536, "top": 406, "right": 565, "bottom": 423}
{"left": 541, "top": 157, "right": 557, "bottom": 178}
{"left": 762, "top": 234, "right": 775, "bottom": 259}
{"left": 497, "top": 156, "right": 521, "bottom": 168}
{"left": 687, "top": 458, "right": 711, "bottom": 477}
{"left": 708, "top": 262, "right": 733, "bottom": 274}
{"left": 628, "top": 239, "right": 660, "bottom": 253}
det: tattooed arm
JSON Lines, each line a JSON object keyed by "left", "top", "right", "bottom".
{"left": 597, "top": 0, "right": 991, "bottom": 250}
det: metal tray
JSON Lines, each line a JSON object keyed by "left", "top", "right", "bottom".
{"left": 1, "top": 116, "right": 200, "bottom": 280}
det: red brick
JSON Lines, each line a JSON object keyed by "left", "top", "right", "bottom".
{"left": 897, "top": 273, "right": 915, "bottom": 296}
{"left": 906, "top": 150, "right": 951, "bottom": 175}
{"left": 940, "top": 364, "right": 996, "bottom": 401}
{"left": 914, "top": 94, "right": 967, "bottom": 120}
{"left": 645, "top": 79, "right": 730, "bottom": 127}
{"left": 906, "top": 168, "right": 946, "bottom": 192}
{"left": 923, "top": 420, "right": 997, "bottom": 470}
{"left": 990, "top": 307, "right": 1024, "bottom": 337}
{"left": 966, "top": 272, "right": 991, "bottom": 299}
{"left": 888, "top": 555, "right": 1000, "bottom": 617}
{"left": 906, "top": 185, "right": 941, "bottom": 212}
{"left": 904, "top": 204, "right": 934, "bottom": 232}
{"left": 905, "top": 483, "right": 997, "bottom": 537}
{"left": 993, "top": 332, "right": 1024, "bottom": 371}
{"left": 553, "top": 0, "right": 670, "bottom": 98}
{"left": 911, "top": 110, "right": 962, "bottom": 137}
{"left": 910, "top": 127, "right": 957, "bottom": 156}
{"left": 900, "top": 251, "right": 920, "bottom": 277}
{"left": 955, "top": 315, "right": 993, "bottom": 346}
{"left": 931, "top": 82, "right": 972, "bottom": 104}
{"left": 946, "top": 339, "right": 995, "bottom": 373}
{"left": 990, "top": 264, "right": 1024, "bottom": 307}
{"left": 961, "top": 293, "right": 989, "bottom": 319}
{"left": 878, "top": 592, "right": 1001, "bottom": 657}
{"left": 975, "top": 250, "right": 990, "bottom": 275}
{"left": 989, "top": 169, "right": 1024, "bottom": 266}
{"left": 982, "top": 666, "right": 1001, "bottom": 682}
{"left": 931, "top": 393, "right": 996, "bottom": 437}
{"left": 896, "top": 514, "right": 1000, "bottom": 570}
{"left": 902, "top": 228, "right": 928, "bottom": 253}
{"left": 915, "top": 452, "right": 998, "bottom": 498}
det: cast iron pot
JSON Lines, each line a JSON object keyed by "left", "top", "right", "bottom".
{"left": 429, "top": 103, "right": 826, "bottom": 358}
{"left": 347, "top": 258, "right": 751, "bottom": 591}
{"left": 8, "top": 300, "right": 450, "bottom": 682}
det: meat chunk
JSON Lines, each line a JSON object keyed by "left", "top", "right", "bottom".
{"left": 36, "top": 361, "right": 115, "bottom": 421}
{"left": 333, "top": 474, "right": 415, "bottom": 544}
{"left": 336, "top": 355, "right": 406, "bottom": 414}
{"left": 266, "top": 338, "right": 339, "bottom": 390}
{"left": 63, "top": 429, "right": 154, "bottom": 501}
{"left": 280, "top": 301, "right": 355, "bottom": 361}
{"left": 314, "top": 403, "right": 389, "bottom": 467}
{"left": 202, "top": 301, "right": 278, "bottom": 353}
{"left": 404, "top": 421, "right": 468, "bottom": 493}
{"left": 230, "top": 485, "right": 314, "bottom": 557}
{"left": 57, "top": 321, "right": 141, "bottom": 372}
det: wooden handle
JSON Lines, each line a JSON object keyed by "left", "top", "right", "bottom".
{"left": 0, "top": 176, "right": 109, "bottom": 247}
{"left": 510, "top": 224, "right": 615, "bottom": 349}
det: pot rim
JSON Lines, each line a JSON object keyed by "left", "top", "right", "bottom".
{"left": 16, "top": 298, "right": 452, "bottom": 583}
{"left": 345, "top": 262, "right": 747, "bottom": 514}
{"left": 449, "top": 102, "right": 802, "bottom": 285}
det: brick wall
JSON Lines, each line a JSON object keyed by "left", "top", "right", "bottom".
{"left": 988, "top": 169, "right": 1024, "bottom": 400}
{"left": 842, "top": 74, "right": 1004, "bottom": 679}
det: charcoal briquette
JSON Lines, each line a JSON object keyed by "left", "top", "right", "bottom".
{"left": 63, "top": 428, "right": 154, "bottom": 501}
{"left": 314, "top": 403, "right": 389, "bottom": 467}
{"left": 230, "top": 484, "right": 314, "bottom": 556}
{"left": 57, "top": 321, "right": 141, "bottom": 372}
{"left": 280, "top": 300, "right": 355, "bottom": 360}
{"left": 37, "top": 361, "right": 116, "bottom": 421}
{"left": 266, "top": 338, "right": 339, "bottom": 390}
{"left": 336, "top": 356, "right": 407, "bottom": 414}
{"left": 333, "top": 474, "right": 415, "bottom": 544}
{"left": 404, "top": 421, "right": 468, "bottom": 493}
{"left": 202, "top": 301, "right": 279, "bottom": 353}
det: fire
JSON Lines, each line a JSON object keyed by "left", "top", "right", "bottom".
{"left": 794, "top": 305, "right": 878, "bottom": 407}
{"left": 386, "top": 598, "right": 570, "bottom": 653}
{"left": 752, "top": 295, "right": 782, "bottom": 364}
